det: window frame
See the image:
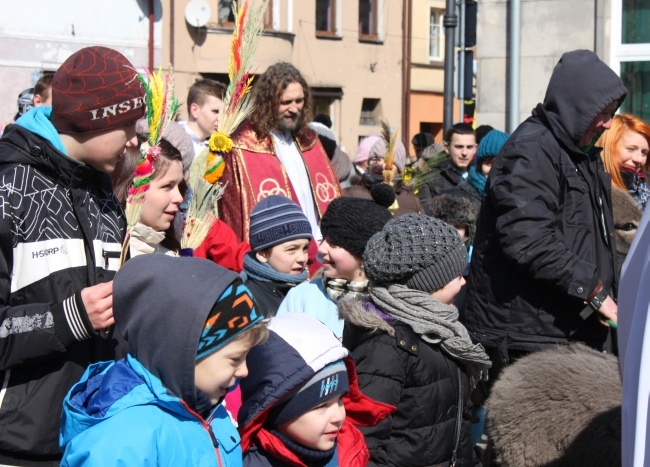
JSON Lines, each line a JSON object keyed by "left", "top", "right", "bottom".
{"left": 429, "top": 8, "right": 444, "bottom": 62}
{"left": 358, "top": 0, "right": 379, "bottom": 42}
{"left": 610, "top": 0, "right": 650, "bottom": 119}
{"left": 315, "top": 0, "right": 338, "bottom": 37}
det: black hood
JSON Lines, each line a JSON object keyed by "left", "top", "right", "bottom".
{"left": 113, "top": 255, "right": 239, "bottom": 408}
{"left": 539, "top": 50, "right": 627, "bottom": 150}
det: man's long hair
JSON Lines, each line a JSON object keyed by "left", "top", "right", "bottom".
{"left": 249, "top": 62, "right": 313, "bottom": 139}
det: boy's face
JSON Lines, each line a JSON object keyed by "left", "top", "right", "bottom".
{"left": 445, "top": 133, "right": 476, "bottom": 173}
{"left": 73, "top": 123, "right": 138, "bottom": 173}
{"left": 195, "top": 335, "right": 253, "bottom": 405}
{"left": 318, "top": 237, "right": 363, "bottom": 281}
{"left": 255, "top": 238, "right": 310, "bottom": 275}
{"left": 140, "top": 160, "right": 184, "bottom": 232}
{"left": 429, "top": 275, "right": 466, "bottom": 305}
{"left": 190, "top": 95, "right": 223, "bottom": 140}
{"left": 278, "top": 394, "right": 346, "bottom": 451}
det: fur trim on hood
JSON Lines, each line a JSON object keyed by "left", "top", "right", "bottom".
{"left": 426, "top": 194, "right": 479, "bottom": 243}
{"left": 486, "top": 343, "right": 621, "bottom": 467}
{"left": 338, "top": 296, "right": 395, "bottom": 336}
{"left": 611, "top": 186, "right": 642, "bottom": 256}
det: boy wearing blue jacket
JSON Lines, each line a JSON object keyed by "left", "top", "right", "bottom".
{"left": 59, "top": 255, "right": 268, "bottom": 466}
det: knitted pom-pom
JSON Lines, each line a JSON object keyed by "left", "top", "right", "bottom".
{"left": 370, "top": 182, "right": 396, "bottom": 208}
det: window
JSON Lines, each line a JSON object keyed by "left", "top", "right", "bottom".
{"left": 622, "top": 0, "right": 650, "bottom": 44}
{"left": 218, "top": 0, "right": 235, "bottom": 25}
{"left": 611, "top": 0, "right": 650, "bottom": 121}
{"left": 316, "top": 0, "right": 336, "bottom": 35}
{"left": 429, "top": 8, "right": 444, "bottom": 61}
{"left": 359, "top": 98, "right": 382, "bottom": 125}
{"left": 620, "top": 61, "right": 650, "bottom": 121}
{"left": 312, "top": 87, "right": 343, "bottom": 118}
{"left": 264, "top": 0, "right": 274, "bottom": 29}
{"left": 359, "top": 0, "right": 378, "bottom": 40}
{"left": 219, "top": 0, "right": 274, "bottom": 29}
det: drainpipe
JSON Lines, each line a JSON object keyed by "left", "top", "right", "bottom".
{"left": 402, "top": 0, "right": 412, "bottom": 148}
{"left": 443, "top": 0, "right": 457, "bottom": 133}
{"left": 458, "top": 0, "right": 466, "bottom": 122}
{"left": 148, "top": 0, "right": 155, "bottom": 70}
{"left": 170, "top": 0, "right": 175, "bottom": 66}
{"left": 507, "top": 0, "right": 521, "bottom": 133}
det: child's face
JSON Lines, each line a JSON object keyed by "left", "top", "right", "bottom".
{"left": 139, "top": 160, "right": 184, "bottom": 232}
{"left": 256, "top": 238, "right": 310, "bottom": 275}
{"left": 429, "top": 275, "right": 466, "bottom": 305}
{"left": 481, "top": 156, "right": 496, "bottom": 177}
{"left": 318, "top": 238, "right": 365, "bottom": 281}
{"left": 195, "top": 335, "right": 253, "bottom": 405}
{"left": 278, "top": 394, "right": 346, "bottom": 451}
{"left": 190, "top": 96, "right": 223, "bottom": 140}
{"left": 77, "top": 123, "right": 138, "bottom": 173}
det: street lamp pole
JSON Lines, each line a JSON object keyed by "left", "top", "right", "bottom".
{"left": 443, "top": 0, "right": 457, "bottom": 133}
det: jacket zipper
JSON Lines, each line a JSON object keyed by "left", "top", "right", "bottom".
{"left": 181, "top": 401, "right": 224, "bottom": 467}
{"left": 0, "top": 370, "right": 11, "bottom": 410}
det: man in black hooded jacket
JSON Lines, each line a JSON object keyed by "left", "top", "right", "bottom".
{"left": 463, "top": 50, "right": 625, "bottom": 384}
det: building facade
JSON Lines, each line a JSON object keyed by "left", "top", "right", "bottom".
{"left": 476, "top": 0, "right": 649, "bottom": 130}
{"left": 166, "top": 0, "right": 405, "bottom": 156}
{"left": 0, "top": 0, "right": 162, "bottom": 131}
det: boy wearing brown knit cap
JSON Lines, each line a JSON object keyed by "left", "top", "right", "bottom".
{"left": 0, "top": 46, "right": 143, "bottom": 464}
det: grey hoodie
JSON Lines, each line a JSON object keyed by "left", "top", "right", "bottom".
{"left": 113, "top": 254, "right": 239, "bottom": 408}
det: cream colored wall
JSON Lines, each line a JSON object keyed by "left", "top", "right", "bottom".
{"left": 163, "top": 0, "right": 404, "bottom": 156}
{"left": 411, "top": 0, "right": 445, "bottom": 65}
{"left": 476, "top": 0, "right": 610, "bottom": 130}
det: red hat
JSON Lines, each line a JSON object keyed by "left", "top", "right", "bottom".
{"left": 52, "top": 46, "right": 145, "bottom": 134}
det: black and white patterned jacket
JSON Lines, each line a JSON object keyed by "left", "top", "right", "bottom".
{"left": 0, "top": 124, "right": 126, "bottom": 463}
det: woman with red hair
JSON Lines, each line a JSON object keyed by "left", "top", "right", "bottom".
{"left": 597, "top": 114, "right": 650, "bottom": 210}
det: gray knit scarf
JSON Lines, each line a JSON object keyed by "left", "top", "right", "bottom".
{"left": 370, "top": 284, "right": 491, "bottom": 387}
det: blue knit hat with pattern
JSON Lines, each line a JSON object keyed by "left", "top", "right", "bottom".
{"left": 476, "top": 129, "right": 508, "bottom": 165}
{"left": 249, "top": 195, "right": 312, "bottom": 252}
{"left": 266, "top": 360, "right": 350, "bottom": 426}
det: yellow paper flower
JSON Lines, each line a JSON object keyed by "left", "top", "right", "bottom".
{"left": 209, "top": 132, "right": 233, "bottom": 154}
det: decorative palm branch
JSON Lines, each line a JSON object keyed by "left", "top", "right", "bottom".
{"left": 181, "top": 0, "right": 268, "bottom": 254}
{"left": 119, "top": 67, "right": 179, "bottom": 265}
{"left": 381, "top": 120, "right": 399, "bottom": 186}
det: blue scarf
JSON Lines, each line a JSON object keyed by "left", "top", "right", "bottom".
{"left": 269, "top": 429, "right": 338, "bottom": 465}
{"left": 240, "top": 252, "right": 308, "bottom": 285}
{"left": 15, "top": 106, "right": 67, "bottom": 154}
{"left": 467, "top": 165, "right": 486, "bottom": 196}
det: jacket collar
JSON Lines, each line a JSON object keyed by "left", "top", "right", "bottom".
{"left": 1, "top": 124, "right": 105, "bottom": 189}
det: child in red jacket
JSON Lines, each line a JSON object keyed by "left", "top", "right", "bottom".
{"left": 238, "top": 313, "right": 394, "bottom": 466}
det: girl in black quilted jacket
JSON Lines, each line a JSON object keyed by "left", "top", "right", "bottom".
{"left": 339, "top": 213, "right": 491, "bottom": 466}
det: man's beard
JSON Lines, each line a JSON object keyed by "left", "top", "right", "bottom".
{"left": 277, "top": 113, "right": 302, "bottom": 132}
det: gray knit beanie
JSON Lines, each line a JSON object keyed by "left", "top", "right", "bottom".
{"left": 363, "top": 213, "right": 467, "bottom": 292}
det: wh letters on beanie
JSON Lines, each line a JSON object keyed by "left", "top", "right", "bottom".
{"left": 52, "top": 46, "right": 145, "bottom": 133}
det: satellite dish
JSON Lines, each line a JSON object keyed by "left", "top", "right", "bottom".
{"left": 185, "top": 0, "right": 211, "bottom": 28}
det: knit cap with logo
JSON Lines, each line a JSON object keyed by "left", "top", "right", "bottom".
{"left": 52, "top": 46, "right": 145, "bottom": 134}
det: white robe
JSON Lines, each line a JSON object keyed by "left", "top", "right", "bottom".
{"left": 620, "top": 205, "right": 650, "bottom": 467}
